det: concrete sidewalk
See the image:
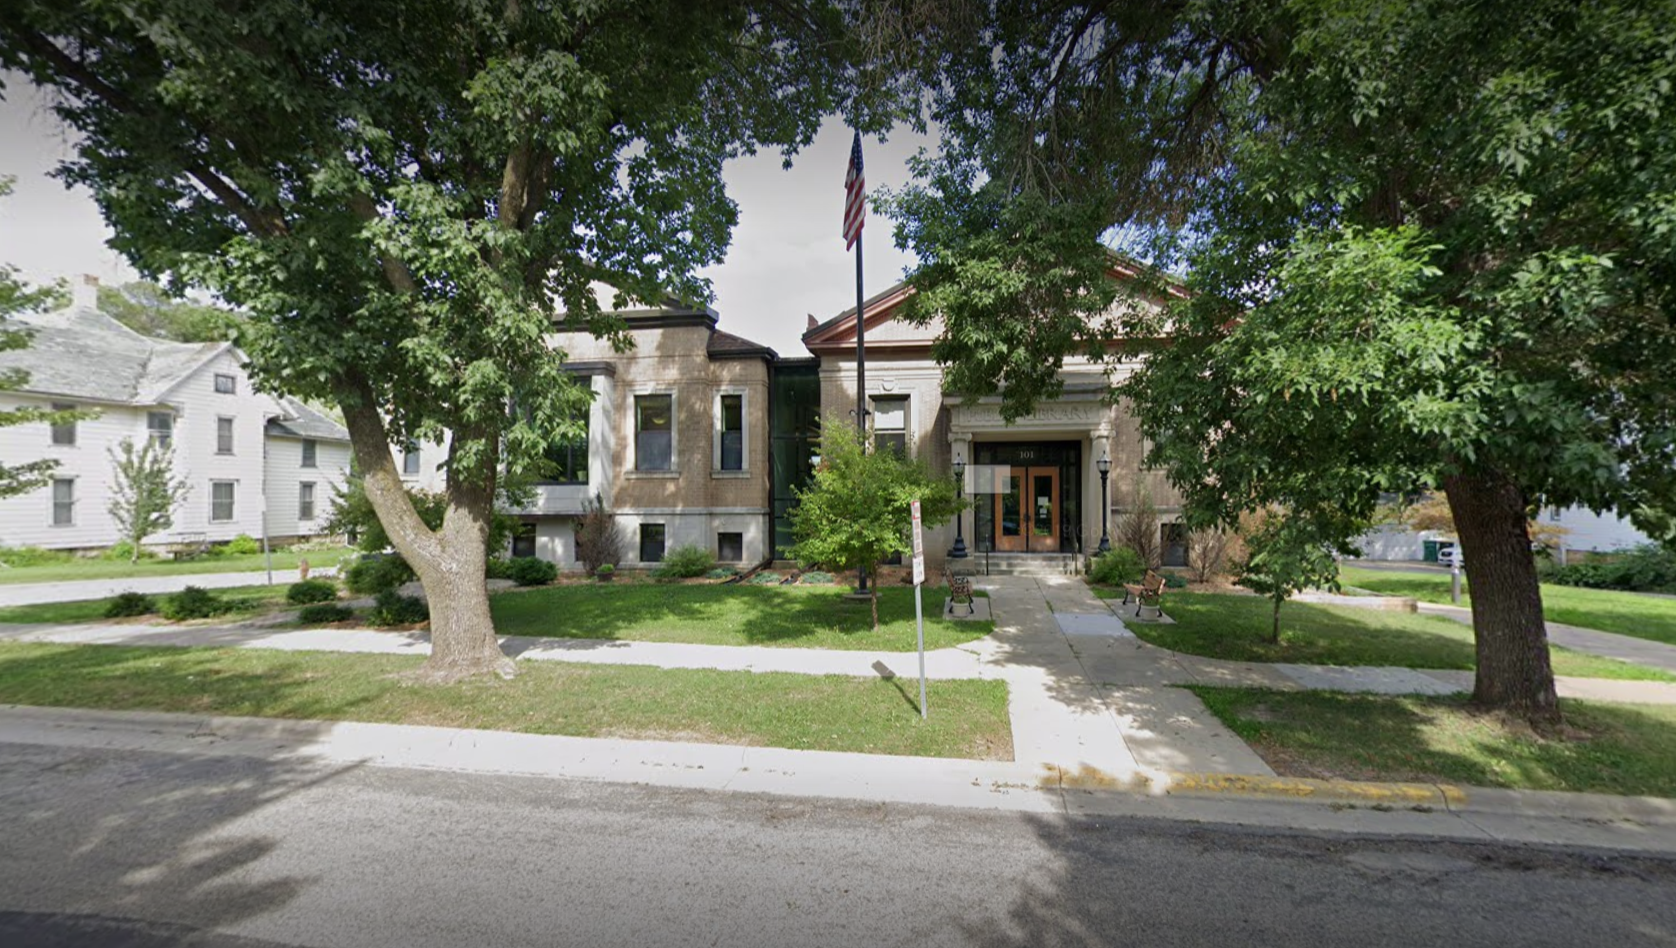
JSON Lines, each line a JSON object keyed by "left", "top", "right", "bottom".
{"left": 0, "top": 566, "right": 336, "bottom": 607}
{"left": 1419, "top": 601, "right": 1676, "bottom": 674}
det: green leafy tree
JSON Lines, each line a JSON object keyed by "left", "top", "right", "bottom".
{"left": 2, "top": 1, "right": 871, "bottom": 680}
{"left": 106, "top": 437, "right": 191, "bottom": 562}
{"left": 0, "top": 177, "right": 89, "bottom": 501}
{"left": 325, "top": 473, "right": 524, "bottom": 557}
{"left": 1236, "top": 511, "right": 1345, "bottom": 644}
{"left": 789, "top": 419, "right": 964, "bottom": 629}
{"left": 880, "top": 0, "right": 1676, "bottom": 725}
{"left": 97, "top": 281, "right": 240, "bottom": 342}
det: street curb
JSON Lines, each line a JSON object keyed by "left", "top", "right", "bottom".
{"left": 1043, "top": 764, "right": 1464, "bottom": 809}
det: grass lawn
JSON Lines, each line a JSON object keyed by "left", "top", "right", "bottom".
{"left": 1340, "top": 565, "right": 1676, "bottom": 647}
{"left": 0, "top": 641, "right": 1012, "bottom": 760}
{"left": 0, "top": 584, "right": 293, "bottom": 626}
{"left": 1193, "top": 686, "right": 1676, "bottom": 797}
{"left": 1125, "top": 591, "right": 1673, "bottom": 681}
{"left": 491, "top": 583, "right": 992, "bottom": 651}
{"left": 0, "top": 546, "right": 356, "bottom": 586}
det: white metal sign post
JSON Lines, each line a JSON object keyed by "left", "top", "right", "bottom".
{"left": 910, "top": 499, "right": 927, "bottom": 719}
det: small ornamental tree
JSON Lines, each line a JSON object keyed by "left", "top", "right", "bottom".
{"left": 789, "top": 418, "right": 963, "bottom": 629}
{"left": 1236, "top": 510, "right": 1348, "bottom": 644}
{"left": 106, "top": 438, "right": 191, "bottom": 561}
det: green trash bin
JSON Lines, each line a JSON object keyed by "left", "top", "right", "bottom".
{"left": 1422, "top": 539, "right": 1441, "bottom": 563}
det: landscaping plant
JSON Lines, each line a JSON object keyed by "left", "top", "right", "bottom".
{"left": 574, "top": 495, "right": 625, "bottom": 577}
{"left": 159, "top": 586, "right": 228, "bottom": 621}
{"left": 655, "top": 545, "right": 715, "bottom": 580}
{"left": 105, "top": 438, "right": 191, "bottom": 563}
{"left": 286, "top": 579, "right": 338, "bottom": 605}
{"left": 1088, "top": 548, "right": 1145, "bottom": 587}
{"left": 370, "top": 591, "right": 429, "bottom": 627}
{"left": 506, "top": 556, "right": 558, "bottom": 587}
{"left": 102, "top": 591, "right": 155, "bottom": 618}
{"left": 1236, "top": 511, "right": 1345, "bottom": 644}
{"left": 1113, "top": 489, "right": 1161, "bottom": 569}
{"left": 297, "top": 603, "right": 355, "bottom": 625}
{"left": 343, "top": 554, "right": 415, "bottom": 596}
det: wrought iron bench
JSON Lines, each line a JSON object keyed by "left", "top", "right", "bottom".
{"left": 943, "top": 565, "right": 975, "bottom": 617}
{"left": 1121, "top": 569, "right": 1167, "bottom": 619}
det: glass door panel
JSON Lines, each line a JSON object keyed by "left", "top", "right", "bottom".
{"left": 995, "top": 471, "right": 1025, "bottom": 552}
{"left": 1027, "top": 468, "right": 1060, "bottom": 552}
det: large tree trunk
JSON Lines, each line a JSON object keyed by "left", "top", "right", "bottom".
{"left": 1442, "top": 470, "right": 1559, "bottom": 727}
{"left": 337, "top": 376, "right": 513, "bottom": 682}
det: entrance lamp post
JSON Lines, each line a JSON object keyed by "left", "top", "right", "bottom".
{"left": 949, "top": 452, "right": 968, "bottom": 559}
{"left": 1097, "top": 452, "right": 1112, "bottom": 554}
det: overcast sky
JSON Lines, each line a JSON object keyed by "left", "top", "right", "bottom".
{"left": 0, "top": 80, "right": 932, "bottom": 358}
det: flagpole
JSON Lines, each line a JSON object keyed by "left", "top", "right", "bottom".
{"left": 855, "top": 221, "right": 868, "bottom": 595}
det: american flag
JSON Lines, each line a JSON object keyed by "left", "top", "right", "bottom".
{"left": 843, "top": 130, "right": 865, "bottom": 250}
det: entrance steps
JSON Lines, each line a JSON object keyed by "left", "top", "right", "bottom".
{"left": 957, "top": 553, "right": 1083, "bottom": 577}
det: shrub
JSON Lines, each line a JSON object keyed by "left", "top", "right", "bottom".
{"left": 100, "top": 540, "right": 156, "bottom": 562}
{"left": 297, "top": 603, "right": 355, "bottom": 624}
{"left": 286, "top": 579, "right": 338, "bottom": 604}
{"left": 1162, "top": 572, "right": 1188, "bottom": 589}
{"left": 344, "top": 553, "right": 415, "bottom": 595}
{"left": 654, "top": 545, "right": 715, "bottom": 580}
{"left": 221, "top": 534, "right": 261, "bottom": 556}
{"left": 1547, "top": 544, "right": 1676, "bottom": 592}
{"left": 1114, "top": 490, "right": 1162, "bottom": 568}
{"left": 798, "top": 570, "right": 836, "bottom": 584}
{"left": 485, "top": 556, "right": 513, "bottom": 579}
{"left": 103, "top": 591, "right": 155, "bottom": 618}
{"left": 159, "top": 586, "right": 228, "bottom": 621}
{"left": 574, "top": 495, "right": 625, "bottom": 575}
{"left": 705, "top": 567, "right": 740, "bottom": 580}
{"left": 369, "top": 590, "right": 429, "bottom": 626}
{"left": 748, "top": 570, "right": 782, "bottom": 585}
{"left": 0, "top": 546, "right": 74, "bottom": 567}
{"left": 506, "top": 556, "right": 558, "bottom": 586}
{"left": 1089, "top": 548, "right": 1145, "bottom": 586}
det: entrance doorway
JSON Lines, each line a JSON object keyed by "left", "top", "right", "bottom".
{"left": 992, "top": 466, "right": 1062, "bottom": 553}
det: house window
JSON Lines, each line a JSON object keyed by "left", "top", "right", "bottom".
{"left": 636, "top": 394, "right": 673, "bottom": 472}
{"left": 210, "top": 481, "right": 236, "bottom": 522}
{"left": 511, "top": 522, "right": 538, "bottom": 559}
{"left": 216, "top": 416, "right": 235, "bottom": 455}
{"left": 51, "top": 478, "right": 74, "bottom": 526}
{"left": 50, "top": 403, "right": 76, "bottom": 446}
{"left": 301, "top": 439, "right": 318, "bottom": 468}
{"left": 147, "top": 411, "right": 174, "bottom": 449}
{"left": 717, "top": 393, "right": 744, "bottom": 471}
{"left": 539, "top": 380, "right": 590, "bottom": 485}
{"left": 718, "top": 531, "right": 743, "bottom": 562}
{"left": 640, "top": 523, "right": 666, "bottom": 563}
{"left": 298, "top": 482, "right": 316, "bottom": 521}
{"left": 214, "top": 373, "right": 236, "bottom": 394}
{"left": 871, "top": 396, "right": 908, "bottom": 456}
{"left": 402, "top": 442, "right": 421, "bottom": 476}
{"left": 1161, "top": 522, "right": 1189, "bottom": 568}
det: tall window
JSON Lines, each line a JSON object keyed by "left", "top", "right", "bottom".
{"left": 635, "top": 394, "right": 673, "bottom": 472}
{"left": 210, "top": 481, "right": 236, "bottom": 522}
{"left": 50, "top": 403, "right": 76, "bottom": 446}
{"left": 717, "top": 394, "right": 744, "bottom": 471}
{"left": 216, "top": 417, "right": 235, "bottom": 454}
{"left": 402, "top": 442, "right": 421, "bottom": 476}
{"left": 871, "top": 396, "right": 908, "bottom": 456}
{"left": 214, "top": 373, "right": 236, "bottom": 394}
{"left": 640, "top": 523, "right": 666, "bottom": 563}
{"left": 51, "top": 478, "right": 74, "bottom": 526}
{"left": 298, "top": 482, "right": 316, "bottom": 521}
{"left": 511, "top": 522, "right": 538, "bottom": 558}
{"left": 539, "top": 380, "right": 590, "bottom": 485}
{"left": 301, "top": 439, "right": 318, "bottom": 468}
{"left": 147, "top": 411, "right": 173, "bottom": 449}
{"left": 717, "top": 531, "right": 743, "bottom": 562}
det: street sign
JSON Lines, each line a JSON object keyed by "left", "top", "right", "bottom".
{"left": 910, "top": 499, "right": 925, "bottom": 587}
{"left": 909, "top": 499, "right": 927, "bottom": 719}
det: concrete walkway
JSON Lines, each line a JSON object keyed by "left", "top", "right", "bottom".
{"left": 0, "top": 566, "right": 335, "bottom": 607}
{"left": 1417, "top": 601, "right": 1676, "bottom": 674}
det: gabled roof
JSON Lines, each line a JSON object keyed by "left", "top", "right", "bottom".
{"left": 707, "top": 327, "right": 778, "bottom": 362}
{"left": 0, "top": 301, "right": 230, "bottom": 404}
{"left": 266, "top": 396, "right": 351, "bottom": 442}
{"left": 802, "top": 249, "right": 1189, "bottom": 354}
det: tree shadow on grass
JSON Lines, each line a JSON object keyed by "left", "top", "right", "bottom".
{"left": 1145, "top": 595, "right": 1480, "bottom": 669}
{"left": 488, "top": 583, "right": 990, "bottom": 651}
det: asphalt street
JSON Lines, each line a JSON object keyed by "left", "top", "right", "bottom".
{"left": 1, "top": 740, "right": 1673, "bottom": 948}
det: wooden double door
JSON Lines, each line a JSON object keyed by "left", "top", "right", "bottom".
{"left": 994, "top": 466, "right": 1060, "bottom": 553}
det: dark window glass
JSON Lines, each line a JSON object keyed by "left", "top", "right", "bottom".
{"left": 640, "top": 523, "right": 666, "bottom": 563}
{"left": 301, "top": 439, "right": 318, "bottom": 468}
{"left": 216, "top": 417, "right": 235, "bottom": 454}
{"left": 402, "top": 443, "right": 421, "bottom": 476}
{"left": 719, "top": 394, "right": 743, "bottom": 471}
{"left": 539, "top": 379, "right": 590, "bottom": 485}
{"left": 512, "top": 522, "right": 538, "bottom": 558}
{"left": 298, "top": 482, "right": 316, "bottom": 521}
{"left": 717, "top": 532, "right": 743, "bottom": 562}
{"left": 147, "top": 412, "right": 173, "bottom": 449}
{"left": 52, "top": 478, "right": 74, "bottom": 526}
{"left": 636, "top": 395, "right": 673, "bottom": 472}
{"left": 50, "top": 403, "right": 76, "bottom": 446}
{"left": 211, "top": 481, "right": 235, "bottom": 522}
{"left": 214, "top": 373, "right": 236, "bottom": 394}
{"left": 871, "top": 396, "right": 907, "bottom": 456}
{"left": 1161, "top": 523, "right": 1189, "bottom": 568}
